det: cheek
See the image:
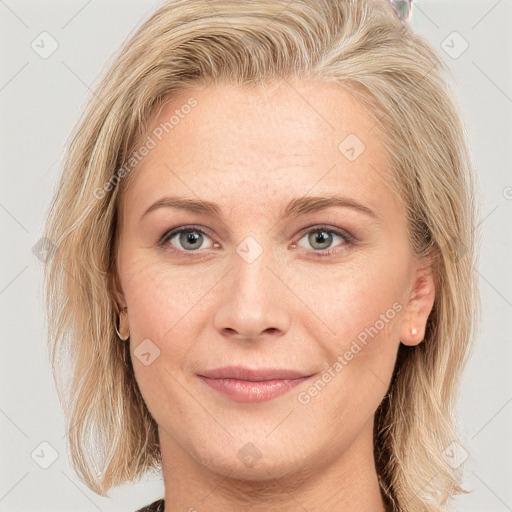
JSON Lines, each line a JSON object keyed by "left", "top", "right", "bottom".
{"left": 120, "top": 254, "right": 208, "bottom": 340}
{"left": 120, "top": 256, "right": 205, "bottom": 418}
{"left": 119, "top": 253, "right": 226, "bottom": 397}
{"left": 299, "top": 257, "right": 407, "bottom": 404}
{"left": 301, "top": 258, "right": 404, "bottom": 341}
{"left": 297, "top": 269, "right": 404, "bottom": 422}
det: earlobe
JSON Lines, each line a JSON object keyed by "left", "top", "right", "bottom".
{"left": 400, "top": 260, "right": 436, "bottom": 347}
{"left": 401, "top": 325, "right": 423, "bottom": 346}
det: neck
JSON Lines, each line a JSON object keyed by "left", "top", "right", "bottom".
{"left": 159, "top": 417, "right": 388, "bottom": 512}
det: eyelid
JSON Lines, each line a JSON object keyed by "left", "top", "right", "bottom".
{"left": 294, "top": 224, "right": 354, "bottom": 257}
{"left": 296, "top": 223, "right": 354, "bottom": 241}
{"left": 159, "top": 224, "right": 215, "bottom": 250}
{"left": 159, "top": 223, "right": 355, "bottom": 256}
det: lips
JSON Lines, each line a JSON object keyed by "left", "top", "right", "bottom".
{"left": 197, "top": 366, "right": 313, "bottom": 403}
{"left": 198, "top": 366, "right": 308, "bottom": 381}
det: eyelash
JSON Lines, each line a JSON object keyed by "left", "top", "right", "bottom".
{"left": 158, "top": 224, "right": 354, "bottom": 259}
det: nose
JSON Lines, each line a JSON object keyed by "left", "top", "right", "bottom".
{"left": 212, "top": 241, "right": 292, "bottom": 342}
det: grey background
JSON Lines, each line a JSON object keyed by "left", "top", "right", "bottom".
{"left": 1, "top": 1, "right": 511, "bottom": 510}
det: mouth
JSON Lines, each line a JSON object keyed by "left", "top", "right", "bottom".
{"left": 197, "top": 366, "right": 314, "bottom": 403}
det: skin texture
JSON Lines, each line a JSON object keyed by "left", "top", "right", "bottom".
{"left": 114, "top": 80, "right": 436, "bottom": 511}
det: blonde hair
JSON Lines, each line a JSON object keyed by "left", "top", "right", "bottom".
{"left": 43, "top": 0, "right": 481, "bottom": 510}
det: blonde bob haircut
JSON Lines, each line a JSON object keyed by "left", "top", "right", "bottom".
{"left": 43, "top": 0, "right": 481, "bottom": 510}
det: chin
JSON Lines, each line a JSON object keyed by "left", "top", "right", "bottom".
{"left": 187, "top": 434, "right": 309, "bottom": 480}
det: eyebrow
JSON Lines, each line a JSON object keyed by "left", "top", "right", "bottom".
{"left": 141, "top": 194, "right": 380, "bottom": 222}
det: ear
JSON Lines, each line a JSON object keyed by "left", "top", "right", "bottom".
{"left": 109, "top": 269, "right": 126, "bottom": 312}
{"left": 399, "top": 257, "right": 436, "bottom": 346}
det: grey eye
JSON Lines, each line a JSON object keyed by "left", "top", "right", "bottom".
{"left": 307, "top": 229, "right": 335, "bottom": 250}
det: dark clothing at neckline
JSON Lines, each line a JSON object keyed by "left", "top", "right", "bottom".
{"left": 134, "top": 496, "right": 396, "bottom": 511}
{"left": 134, "top": 498, "right": 164, "bottom": 512}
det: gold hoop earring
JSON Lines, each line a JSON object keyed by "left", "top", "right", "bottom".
{"left": 114, "top": 306, "right": 129, "bottom": 341}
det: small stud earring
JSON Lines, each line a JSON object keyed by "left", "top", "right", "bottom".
{"left": 411, "top": 328, "right": 418, "bottom": 336}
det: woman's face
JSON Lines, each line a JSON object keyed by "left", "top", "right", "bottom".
{"left": 115, "top": 80, "right": 435, "bottom": 482}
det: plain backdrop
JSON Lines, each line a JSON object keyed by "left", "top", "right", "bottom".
{"left": 1, "top": 1, "right": 511, "bottom": 511}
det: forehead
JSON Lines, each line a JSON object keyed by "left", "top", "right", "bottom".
{"left": 121, "top": 80, "right": 400, "bottom": 220}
